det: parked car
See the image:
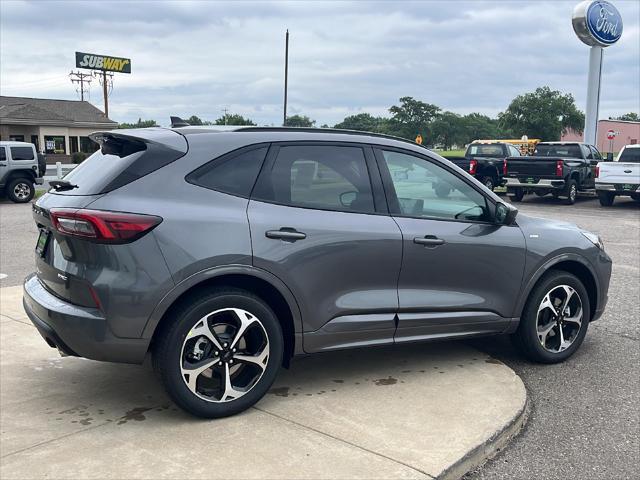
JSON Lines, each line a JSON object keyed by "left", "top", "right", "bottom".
{"left": 0, "top": 141, "right": 45, "bottom": 203}
{"left": 595, "top": 144, "right": 640, "bottom": 206}
{"left": 443, "top": 141, "right": 520, "bottom": 191}
{"left": 504, "top": 142, "right": 602, "bottom": 204}
{"left": 23, "top": 127, "right": 612, "bottom": 418}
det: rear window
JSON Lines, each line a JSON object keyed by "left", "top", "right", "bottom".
{"left": 0, "top": 147, "right": 5, "bottom": 161}
{"left": 467, "top": 144, "right": 504, "bottom": 157}
{"left": 10, "top": 146, "right": 34, "bottom": 160}
{"left": 534, "top": 144, "right": 583, "bottom": 158}
{"left": 618, "top": 148, "right": 640, "bottom": 163}
{"left": 58, "top": 136, "right": 186, "bottom": 195}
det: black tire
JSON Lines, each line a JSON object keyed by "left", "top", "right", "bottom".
{"left": 153, "top": 288, "right": 283, "bottom": 418}
{"left": 598, "top": 191, "right": 615, "bottom": 207}
{"left": 512, "top": 271, "right": 590, "bottom": 364}
{"left": 563, "top": 179, "right": 578, "bottom": 205}
{"left": 630, "top": 193, "right": 639, "bottom": 202}
{"left": 510, "top": 188, "right": 525, "bottom": 202}
{"left": 481, "top": 176, "right": 495, "bottom": 191}
{"left": 7, "top": 178, "right": 35, "bottom": 203}
{"left": 534, "top": 190, "right": 548, "bottom": 197}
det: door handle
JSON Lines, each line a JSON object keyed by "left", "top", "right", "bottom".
{"left": 0, "top": 163, "right": 7, "bottom": 167}
{"left": 413, "top": 235, "right": 445, "bottom": 247}
{"left": 265, "top": 228, "right": 307, "bottom": 242}
{"left": 624, "top": 170, "right": 632, "bottom": 173}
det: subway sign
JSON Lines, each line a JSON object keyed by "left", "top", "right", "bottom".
{"left": 75, "top": 52, "right": 131, "bottom": 73}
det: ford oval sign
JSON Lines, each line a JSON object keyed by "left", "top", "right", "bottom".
{"left": 573, "top": 0, "right": 623, "bottom": 47}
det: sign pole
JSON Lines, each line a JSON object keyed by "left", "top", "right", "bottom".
{"left": 584, "top": 45, "right": 603, "bottom": 145}
{"left": 102, "top": 71, "right": 109, "bottom": 118}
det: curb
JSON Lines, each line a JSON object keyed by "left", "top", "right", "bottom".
{"left": 440, "top": 381, "right": 529, "bottom": 480}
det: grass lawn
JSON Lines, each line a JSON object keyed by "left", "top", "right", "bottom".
{"left": 433, "top": 149, "right": 466, "bottom": 157}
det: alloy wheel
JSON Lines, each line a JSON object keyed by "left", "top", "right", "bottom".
{"left": 180, "top": 307, "right": 270, "bottom": 403}
{"left": 13, "top": 182, "right": 31, "bottom": 200}
{"left": 536, "top": 285, "right": 583, "bottom": 353}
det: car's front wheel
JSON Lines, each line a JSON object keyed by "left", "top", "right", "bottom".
{"left": 154, "top": 288, "right": 283, "bottom": 418}
{"left": 513, "top": 271, "right": 590, "bottom": 364}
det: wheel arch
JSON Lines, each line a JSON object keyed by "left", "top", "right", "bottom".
{"left": 517, "top": 255, "right": 599, "bottom": 321}
{"left": 6, "top": 169, "right": 36, "bottom": 183}
{"left": 145, "top": 266, "right": 303, "bottom": 366}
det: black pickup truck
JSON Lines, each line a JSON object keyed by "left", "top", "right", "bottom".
{"left": 504, "top": 142, "right": 601, "bottom": 205}
{"left": 443, "top": 142, "right": 520, "bottom": 191}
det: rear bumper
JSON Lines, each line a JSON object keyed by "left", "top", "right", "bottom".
{"left": 595, "top": 183, "right": 640, "bottom": 194}
{"left": 23, "top": 274, "right": 149, "bottom": 364}
{"left": 505, "top": 178, "right": 565, "bottom": 189}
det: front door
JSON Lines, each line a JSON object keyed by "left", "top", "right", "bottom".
{"left": 248, "top": 143, "right": 403, "bottom": 353}
{"left": 375, "top": 148, "right": 526, "bottom": 343}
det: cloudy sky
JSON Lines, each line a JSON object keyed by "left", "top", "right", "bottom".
{"left": 1, "top": 0, "right": 638, "bottom": 126}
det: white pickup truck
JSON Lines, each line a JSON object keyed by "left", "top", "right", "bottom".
{"left": 596, "top": 144, "right": 640, "bottom": 206}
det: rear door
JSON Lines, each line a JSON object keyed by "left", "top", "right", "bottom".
{"left": 374, "top": 147, "right": 526, "bottom": 342}
{"left": 248, "top": 143, "right": 403, "bottom": 353}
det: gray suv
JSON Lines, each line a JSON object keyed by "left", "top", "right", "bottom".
{"left": 23, "top": 127, "right": 612, "bottom": 418}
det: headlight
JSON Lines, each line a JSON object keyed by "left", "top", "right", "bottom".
{"left": 581, "top": 231, "right": 604, "bottom": 250}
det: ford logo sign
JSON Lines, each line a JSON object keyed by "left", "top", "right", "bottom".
{"left": 573, "top": 0, "right": 623, "bottom": 47}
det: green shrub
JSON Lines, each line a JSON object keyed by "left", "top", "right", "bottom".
{"left": 72, "top": 152, "right": 88, "bottom": 164}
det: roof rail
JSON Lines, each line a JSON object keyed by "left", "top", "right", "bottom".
{"left": 234, "top": 126, "right": 430, "bottom": 150}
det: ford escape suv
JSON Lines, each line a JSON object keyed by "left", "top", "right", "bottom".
{"left": 23, "top": 126, "right": 612, "bottom": 418}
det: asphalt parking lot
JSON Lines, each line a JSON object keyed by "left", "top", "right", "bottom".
{"left": 0, "top": 193, "right": 638, "bottom": 479}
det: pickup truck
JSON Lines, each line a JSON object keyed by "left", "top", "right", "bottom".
{"left": 443, "top": 142, "right": 520, "bottom": 190}
{"left": 0, "top": 141, "right": 46, "bottom": 203}
{"left": 503, "top": 142, "right": 601, "bottom": 205}
{"left": 595, "top": 144, "right": 640, "bottom": 206}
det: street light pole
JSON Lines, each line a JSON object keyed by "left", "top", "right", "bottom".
{"left": 283, "top": 29, "right": 289, "bottom": 127}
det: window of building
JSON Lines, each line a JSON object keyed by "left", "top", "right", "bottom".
{"left": 30, "top": 135, "right": 39, "bottom": 151}
{"left": 70, "top": 137, "right": 79, "bottom": 154}
{"left": 187, "top": 146, "right": 268, "bottom": 198}
{"left": 9, "top": 135, "right": 24, "bottom": 142}
{"left": 44, "top": 136, "right": 66, "bottom": 154}
{"left": 253, "top": 145, "right": 375, "bottom": 214}
{"left": 79, "top": 136, "right": 98, "bottom": 154}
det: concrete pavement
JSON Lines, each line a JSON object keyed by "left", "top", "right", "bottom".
{"left": 0, "top": 285, "right": 526, "bottom": 479}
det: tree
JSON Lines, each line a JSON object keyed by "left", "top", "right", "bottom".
{"left": 214, "top": 114, "right": 256, "bottom": 126}
{"left": 117, "top": 118, "right": 158, "bottom": 129}
{"left": 611, "top": 112, "right": 639, "bottom": 122}
{"left": 285, "top": 115, "right": 315, "bottom": 127}
{"left": 186, "top": 115, "right": 213, "bottom": 126}
{"left": 388, "top": 96, "right": 441, "bottom": 142}
{"left": 461, "top": 113, "right": 501, "bottom": 144}
{"left": 334, "top": 113, "right": 384, "bottom": 132}
{"left": 430, "top": 111, "right": 466, "bottom": 150}
{"left": 498, "top": 86, "right": 584, "bottom": 141}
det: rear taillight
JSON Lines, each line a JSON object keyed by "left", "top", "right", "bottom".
{"left": 556, "top": 160, "right": 563, "bottom": 177}
{"left": 503, "top": 159, "right": 508, "bottom": 175}
{"left": 595, "top": 165, "right": 600, "bottom": 178}
{"left": 469, "top": 159, "right": 478, "bottom": 175}
{"left": 49, "top": 209, "right": 162, "bottom": 244}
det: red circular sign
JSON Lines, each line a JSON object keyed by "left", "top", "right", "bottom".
{"left": 607, "top": 130, "right": 615, "bottom": 140}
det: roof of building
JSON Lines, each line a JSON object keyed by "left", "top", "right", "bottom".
{"left": 0, "top": 96, "right": 117, "bottom": 127}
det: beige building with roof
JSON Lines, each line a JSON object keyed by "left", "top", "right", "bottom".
{"left": 0, "top": 96, "right": 117, "bottom": 163}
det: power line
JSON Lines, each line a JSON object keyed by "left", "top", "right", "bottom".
{"left": 69, "top": 71, "right": 92, "bottom": 101}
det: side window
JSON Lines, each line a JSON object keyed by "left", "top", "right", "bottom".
{"left": 186, "top": 146, "right": 268, "bottom": 198}
{"left": 582, "top": 145, "right": 594, "bottom": 159}
{"left": 9, "top": 146, "right": 35, "bottom": 160}
{"left": 380, "top": 150, "right": 491, "bottom": 222}
{"left": 0, "top": 147, "right": 6, "bottom": 161}
{"left": 509, "top": 145, "right": 521, "bottom": 157}
{"left": 253, "top": 145, "right": 375, "bottom": 214}
{"left": 590, "top": 146, "right": 602, "bottom": 160}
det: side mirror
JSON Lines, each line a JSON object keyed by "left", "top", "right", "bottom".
{"left": 340, "top": 191, "right": 357, "bottom": 207}
{"left": 606, "top": 152, "right": 614, "bottom": 161}
{"left": 495, "top": 202, "right": 518, "bottom": 226}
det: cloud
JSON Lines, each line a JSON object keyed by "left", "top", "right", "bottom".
{"left": 1, "top": 0, "right": 638, "bottom": 125}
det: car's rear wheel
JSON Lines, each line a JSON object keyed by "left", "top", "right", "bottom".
{"left": 564, "top": 179, "right": 578, "bottom": 205}
{"left": 598, "top": 191, "right": 615, "bottom": 206}
{"left": 481, "top": 177, "right": 495, "bottom": 191}
{"left": 631, "top": 193, "right": 640, "bottom": 202}
{"left": 512, "top": 271, "right": 590, "bottom": 363}
{"left": 509, "top": 188, "right": 525, "bottom": 202}
{"left": 154, "top": 288, "right": 283, "bottom": 418}
{"left": 7, "top": 178, "right": 34, "bottom": 203}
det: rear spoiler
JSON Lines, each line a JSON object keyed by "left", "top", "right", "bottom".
{"left": 90, "top": 128, "right": 188, "bottom": 157}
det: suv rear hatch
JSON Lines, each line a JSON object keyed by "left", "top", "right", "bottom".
{"left": 32, "top": 128, "right": 187, "bottom": 307}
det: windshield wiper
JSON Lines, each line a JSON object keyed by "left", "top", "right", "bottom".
{"left": 49, "top": 180, "right": 78, "bottom": 191}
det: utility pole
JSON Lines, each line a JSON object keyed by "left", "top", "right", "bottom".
{"left": 69, "top": 71, "right": 92, "bottom": 101}
{"left": 94, "top": 71, "right": 113, "bottom": 118}
{"left": 222, "top": 108, "right": 229, "bottom": 125}
{"left": 283, "top": 29, "right": 289, "bottom": 126}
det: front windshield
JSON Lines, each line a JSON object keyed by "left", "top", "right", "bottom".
{"left": 534, "top": 144, "right": 583, "bottom": 158}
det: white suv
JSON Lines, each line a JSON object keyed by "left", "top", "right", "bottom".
{"left": 0, "top": 141, "right": 45, "bottom": 203}
{"left": 595, "top": 145, "right": 640, "bottom": 206}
